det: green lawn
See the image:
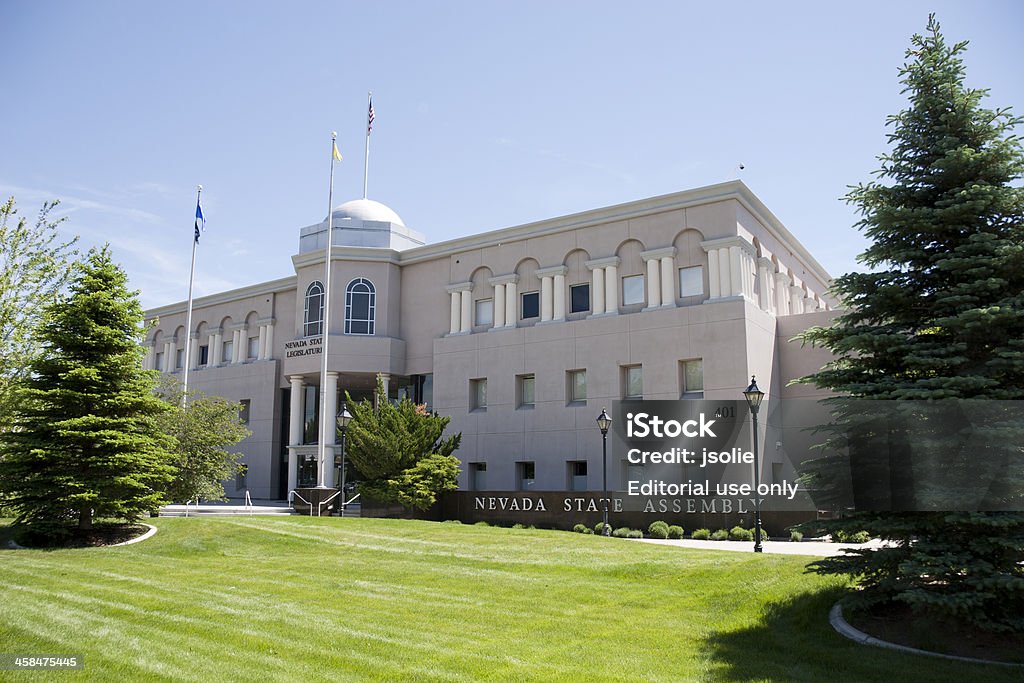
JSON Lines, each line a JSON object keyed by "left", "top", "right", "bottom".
{"left": 0, "top": 517, "right": 1015, "bottom": 682}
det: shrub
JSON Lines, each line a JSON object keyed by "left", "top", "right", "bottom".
{"left": 442, "top": 519, "right": 463, "bottom": 524}
{"left": 594, "top": 522, "right": 609, "bottom": 535}
{"left": 692, "top": 528, "right": 711, "bottom": 540}
{"left": 848, "top": 531, "right": 871, "bottom": 544}
{"left": 647, "top": 524, "right": 671, "bottom": 540}
{"left": 790, "top": 530, "right": 803, "bottom": 542}
{"left": 753, "top": 527, "right": 770, "bottom": 542}
{"left": 648, "top": 525, "right": 669, "bottom": 539}
{"left": 474, "top": 521, "right": 490, "bottom": 527}
{"left": 512, "top": 523, "right": 526, "bottom": 529}
{"left": 832, "top": 529, "right": 847, "bottom": 543}
{"left": 581, "top": 527, "right": 593, "bottom": 534}
{"left": 667, "top": 525, "right": 685, "bottom": 539}
{"left": 627, "top": 529, "right": 644, "bottom": 539}
{"left": 710, "top": 529, "right": 729, "bottom": 541}
{"left": 612, "top": 527, "right": 631, "bottom": 538}
{"left": 729, "top": 526, "right": 753, "bottom": 542}
{"left": 572, "top": 523, "right": 589, "bottom": 534}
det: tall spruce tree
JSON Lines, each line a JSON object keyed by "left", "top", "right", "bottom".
{"left": 797, "top": 16, "right": 1024, "bottom": 632}
{"left": 0, "top": 246, "right": 174, "bottom": 535}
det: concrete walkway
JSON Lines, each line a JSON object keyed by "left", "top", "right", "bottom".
{"left": 634, "top": 537, "right": 890, "bottom": 557}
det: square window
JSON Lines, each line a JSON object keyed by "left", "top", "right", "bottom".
{"left": 681, "top": 359, "right": 704, "bottom": 398}
{"left": 521, "top": 291, "right": 539, "bottom": 319}
{"left": 518, "top": 461, "right": 535, "bottom": 491}
{"left": 568, "top": 369, "right": 587, "bottom": 403}
{"left": 475, "top": 298, "right": 493, "bottom": 327}
{"left": 518, "top": 374, "right": 535, "bottom": 407}
{"left": 622, "top": 274, "right": 645, "bottom": 305}
{"left": 470, "top": 378, "right": 487, "bottom": 411}
{"left": 248, "top": 336, "right": 259, "bottom": 359}
{"left": 570, "top": 283, "right": 590, "bottom": 313}
{"left": 679, "top": 266, "right": 704, "bottom": 298}
{"left": 623, "top": 365, "right": 642, "bottom": 399}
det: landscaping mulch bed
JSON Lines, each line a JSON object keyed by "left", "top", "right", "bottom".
{"left": 13, "top": 523, "right": 150, "bottom": 548}
{"left": 846, "top": 601, "right": 1024, "bottom": 665}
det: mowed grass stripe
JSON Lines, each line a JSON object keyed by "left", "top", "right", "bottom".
{"left": 1, "top": 516, "right": 1018, "bottom": 682}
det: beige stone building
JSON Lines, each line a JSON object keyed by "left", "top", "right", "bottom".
{"left": 144, "top": 180, "right": 837, "bottom": 502}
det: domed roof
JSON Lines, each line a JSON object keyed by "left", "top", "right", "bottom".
{"left": 330, "top": 198, "right": 405, "bottom": 227}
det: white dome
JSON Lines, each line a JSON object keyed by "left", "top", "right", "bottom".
{"left": 330, "top": 198, "right": 405, "bottom": 227}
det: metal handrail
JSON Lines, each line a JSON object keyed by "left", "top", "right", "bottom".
{"left": 288, "top": 490, "right": 313, "bottom": 516}
{"left": 244, "top": 490, "right": 253, "bottom": 516}
{"left": 340, "top": 492, "right": 361, "bottom": 517}
{"left": 318, "top": 490, "right": 342, "bottom": 516}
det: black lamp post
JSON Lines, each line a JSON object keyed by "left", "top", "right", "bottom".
{"left": 596, "top": 407, "right": 612, "bottom": 536}
{"left": 742, "top": 376, "right": 765, "bottom": 552}
{"left": 337, "top": 403, "right": 353, "bottom": 517}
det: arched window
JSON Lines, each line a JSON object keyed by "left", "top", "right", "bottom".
{"left": 345, "top": 278, "right": 375, "bottom": 335}
{"left": 304, "top": 281, "right": 324, "bottom": 337}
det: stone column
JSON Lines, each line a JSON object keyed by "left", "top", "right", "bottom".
{"left": 552, "top": 271, "right": 566, "bottom": 321}
{"left": 790, "top": 284, "right": 805, "bottom": 314}
{"left": 660, "top": 256, "right": 675, "bottom": 306}
{"left": 263, "top": 320, "right": 274, "bottom": 360}
{"left": 718, "top": 249, "right": 731, "bottom": 297}
{"left": 323, "top": 371, "right": 338, "bottom": 488}
{"left": 143, "top": 342, "right": 155, "bottom": 370}
{"left": 211, "top": 328, "right": 223, "bottom": 365}
{"left": 590, "top": 264, "right": 605, "bottom": 315}
{"left": 804, "top": 293, "right": 819, "bottom": 313}
{"left": 287, "top": 375, "right": 305, "bottom": 493}
{"left": 540, "top": 275, "right": 553, "bottom": 321}
{"left": 189, "top": 333, "right": 201, "bottom": 369}
{"left": 644, "top": 256, "right": 661, "bottom": 309}
{"left": 701, "top": 237, "right": 757, "bottom": 302}
{"left": 232, "top": 326, "right": 246, "bottom": 364}
{"left": 491, "top": 281, "right": 505, "bottom": 330}
{"left": 757, "top": 257, "right": 776, "bottom": 314}
{"left": 258, "top": 325, "right": 267, "bottom": 361}
{"left": 605, "top": 262, "right": 619, "bottom": 314}
{"left": 707, "top": 249, "right": 720, "bottom": 299}
{"left": 504, "top": 276, "right": 518, "bottom": 327}
{"left": 535, "top": 265, "right": 567, "bottom": 323}
{"left": 774, "top": 272, "right": 791, "bottom": 315}
{"left": 446, "top": 283, "right": 472, "bottom": 335}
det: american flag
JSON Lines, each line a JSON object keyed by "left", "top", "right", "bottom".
{"left": 367, "top": 96, "right": 375, "bottom": 136}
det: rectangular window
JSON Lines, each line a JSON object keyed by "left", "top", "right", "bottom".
{"left": 521, "top": 291, "right": 539, "bottom": 320}
{"left": 175, "top": 348, "right": 184, "bottom": 370}
{"left": 568, "top": 460, "right": 588, "bottom": 491}
{"left": 236, "top": 468, "right": 247, "bottom": 492}
{"left": 517, "top": 374, "right": 535, "bottom": 407}
{"left": 303, "top": 385, "right": 319, "bottom": 444}
{"left": 622, "top": 274, "right": 645, "bottom": 305}
{"left": 517, "top": 461, "right": 535, "bottom": 491}
{"left": 679, "top": 265, "right": 704, "bottom": 298}
{"left": 568, "top": 369, "right": 587, "bottom": 403}
{"left": 248, "top": 336, "right": 259, "bottom": 359}
{"left": 470, "top": 378, "right": 487, "bottom": 411}
{"left": 772, "top": 462, "right": 784, "bottom": 486}
{"left": 623, "top": 365, "right": 642, "bottom": 399}
{"left": 155, "top": 351, "right": 164, "bottom": 371}
{"left": 475, "top": 298, "right": 493, "bottom": 327}
{"left": 681, "top": 359, "right": 704, "bottom": 398}
{"left": 223, "top": 339, "right": 234, "bottom": 364}
{"left": 199, "top": 344, "right": 209, "bottom": 366}
{"left": 470, "top": 462, "right": 487, "bottom": 491}
{"left": 239, "top": 399, "right": 251, "bottom": 425}
{"left": 570, "top": 283, "right": 590, "bottom": 313}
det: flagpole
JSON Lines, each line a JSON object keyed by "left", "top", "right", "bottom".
{"left": 181, "top": 184, "right": 201, "bottom": 406}
{"left": 362, "top": 92, "right": 372, "bottom": 199}
{"left": 317, "top": 133, "right": 338, "bottom": 489}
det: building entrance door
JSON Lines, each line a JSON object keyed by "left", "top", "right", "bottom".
{"left": 298, "top": 456, "right": 318, "bottom": 488}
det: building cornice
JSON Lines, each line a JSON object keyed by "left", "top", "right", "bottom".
{"left": 145, "top": 276, "right": 296, "bottom": 319}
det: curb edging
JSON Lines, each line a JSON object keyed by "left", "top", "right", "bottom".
{"left": 829, "top": 602, "right": 1024, "bottom": 668}
{"left": 111, "top": 523, "right": 158, "bottom": 546}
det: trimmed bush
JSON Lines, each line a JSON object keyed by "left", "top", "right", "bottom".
{"left": 648, "top": 521, "right": 669, "bottom": 536}
{"left": 848, "top": 531, "right": 871, "bottom": 544}
{"left": 729, "top": 526, "right": 753, "bottom": 542}
{"left": 512, "top": 523, "right": 526, "bottom": 529}
{"left": 612, "top": 527, "right": 632, "bottom": 538}
{"left": 572, "top": 523, "right": 589, "bottom": 534}
{"left": 710, "top": 529, "right": 729, "bottom": 541}
{"left": 667, "top": 525, "right": 685, "bottom": 539}
{"left": 648, "top": 525, "right": 669, "bottom": 539}
{"left": 753, "top": 528, "right": 770, "bottom": 542}
{"left": 581, "top": 527, "right": 594, "bottom": 534}
{"left": 594, "top": 522, "right": 609, "bottom": 535}
{"left": 442, "top": 519, "right": 463, "bottom": 524}
{"left": 831, "top": 529, "right": 847, "bottom": 543}
{"left": 790, "top": 530, "right": 803, "bottom": 542}
{"left": 474, "top": 521, "right": 490, "bottom": 527}
{"left": 691, "top": 528, "right": 711, "bottom": 540}
{"left": 627, "top": 529, "right": 644, "bottom": 539}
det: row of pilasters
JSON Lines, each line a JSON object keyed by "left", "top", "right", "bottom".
{"left": 145, "top": 320, "right": 277, "bottom": 371}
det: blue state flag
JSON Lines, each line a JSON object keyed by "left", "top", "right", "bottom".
{"left": 194, "top": 198, "right": 205, "bottom": 243}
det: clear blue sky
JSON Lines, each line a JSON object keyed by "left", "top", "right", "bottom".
{"left": 3, "top": 1, "right": 1022, "bottom": 309}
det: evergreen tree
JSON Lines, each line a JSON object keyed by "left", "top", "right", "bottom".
{"left": 797, "top": 16, "right": 1024, "bottom": 632}
{"left": 345, "top": 375, "right": 461, "bottom": 511}
{"left": 0, "top": 246, "right": 174, "bottom": 535}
